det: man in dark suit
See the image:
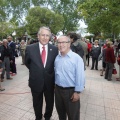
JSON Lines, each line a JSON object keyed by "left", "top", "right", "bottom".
{"left": 7, "top": 36, "right": 17, "bottom": 75}
{"left": 25, "top": 26, "right": 58, "bottom": 120}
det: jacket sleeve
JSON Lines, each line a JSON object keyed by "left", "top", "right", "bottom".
{"left": 25, "top": 46, "right": 31, "bottom": 69}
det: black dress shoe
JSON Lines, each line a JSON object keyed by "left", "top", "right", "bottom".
{"left": 0, "top": 88, "right": 5, "bottom": 91}
{"left": 91, "top": 68, "right": 93, "bottom": 70}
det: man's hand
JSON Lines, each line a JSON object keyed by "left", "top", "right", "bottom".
{"left": 0, "top": 60, "right": 2, "bottom": 63}
{"left": 71, "top": 92, "right": 80, "bottom": 102}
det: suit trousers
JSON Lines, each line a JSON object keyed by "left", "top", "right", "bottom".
{"left": 55, "top": 85, "right": 80, "bottom": 120}
{"left": 10, "top": 57, "right": 16, "bottom": 73}
{"left": 31, "top": 86, "right": 54, "bottom": 120}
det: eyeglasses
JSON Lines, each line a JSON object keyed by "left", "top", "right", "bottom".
{"left": 57, "top": 41, "right": 70, "bottom": 44}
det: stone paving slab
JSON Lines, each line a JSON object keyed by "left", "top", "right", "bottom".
{"left": 0, "top": 57, "right": 120, "bottom": 120}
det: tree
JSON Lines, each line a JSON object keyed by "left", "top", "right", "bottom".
{"left": 37, "top": 0, "right": 82, "bottom": 34}
{"left": 0, "top": 22, "right": 16, "bottom": 39}
{"left": 78, "top": 0, "right": 120, "bottom": 39}
{"left": 26, "top": 6, "right": 64, "bottom": 34}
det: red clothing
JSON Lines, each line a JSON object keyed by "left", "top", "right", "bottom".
{"left": 105, "top": 47, "right": 115, "bottom": 63}
{"left": 87, "top": 43, "right": 92, "bottom": 52}
{"left": 103, "top": 44, "right": 107, "bottom": 49}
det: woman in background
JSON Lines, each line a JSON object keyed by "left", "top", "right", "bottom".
{"left": 105, "top": 41, "right": 116, "bottom": 81}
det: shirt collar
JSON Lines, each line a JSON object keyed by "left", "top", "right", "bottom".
{"left": 94, "top": 45, "right": 99, "bottom": 47}
{"left": 39, "top": 42, "right": 48, "bottom": 49}
{"left": 59, "top": 50, "right": 72, "bottom": 58}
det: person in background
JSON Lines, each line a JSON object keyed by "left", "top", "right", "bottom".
{"left": 86, "top": 39, "right": 92, "bottom": 66}
{"left": 7, "top": 36, "right": 17, "bottom": 76}
{"left": 90, "top": 40, "right": 101, "bottom": 70}
{"left": 67, "top": 32, "right": 84, "bottom": 58}
{"left": 25, "top": 26, "right": 58, "bottom": 120}
{"left": 1, "top": 39, "right": 13, "bottom": 81}
{"left": 103, "top": 39, "right": 109, "bottom": 49}
{"left": 0, "top": 44, "right": 5, "bottom": 91}
{"left": 20, "top": 40, "right": 26, "bottom": 65}
{"left": 105, "top": 41, "right": 116, "bottom": 81}
{"left": 78, "top": 37, "right": 88, "bottom": 69}
{"left": 54, "top": 35, "right": 85, "bottom": 120}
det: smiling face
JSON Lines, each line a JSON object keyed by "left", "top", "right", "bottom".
{"left": 38, "top": 27, "right": 51, "bottom": 45}
{"left": 57, "top": 36, "right": 71, "bottom": 56}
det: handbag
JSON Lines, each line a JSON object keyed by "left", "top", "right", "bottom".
{"left": 112, "top": 68, "right": 117, "bottom": 74}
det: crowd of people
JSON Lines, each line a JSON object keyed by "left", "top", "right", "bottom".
{"left": 0, "top": 36, "right": 27, "bottom": 91}
{"left": 0, "top": 26, "right": 120, "bottom": 120}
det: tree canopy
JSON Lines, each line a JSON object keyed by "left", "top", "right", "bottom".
{"left": 78, "top": 0, "right": 120, "bottom": 39}
{"left": 26, "top": 6, "right": 64, "bottom": 34}
{"left": 0, "top": 0, "right": 81, "bottom": 35}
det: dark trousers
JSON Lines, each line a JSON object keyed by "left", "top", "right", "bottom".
{"left": 10, "top": 57, "right": 16, "bottom": 73}
{"left": 31, "top": 87, "right": 54, "bottom": 120}
{"left": 86, "top": 52, "right": 90, "bottom": 66}
{"left": 105, "top": 62, "right": 114, "bottom": 79}
{"left": 55, "top": 85, "right": 80, "bottom": 120}
{"left": 91, "top": 57, "right": 98, "bottom": 69}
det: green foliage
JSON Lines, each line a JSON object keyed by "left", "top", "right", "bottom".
{"left": 38, "top": 0, "right": 81, "bottom": 33}
{"left": 26, "top": 6, "right": 64, "bottom": 34}
{"left": 0, "top": 0, "right": 82, "bottom": 35}
{"left": 78, "top": 0, "right": 120, "bottom": 39}
{"left": 0, "top": 22, "right": 15, "bottom": 39}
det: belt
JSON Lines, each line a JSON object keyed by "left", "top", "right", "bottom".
{"left": 56, "top": 84, "right": 74, "bottom": 90}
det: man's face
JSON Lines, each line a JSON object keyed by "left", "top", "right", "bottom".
{"left": 57, "top": 36, "right": 70, "bottom": 55}
{"left": 38, "top": 29, "right": 51, "bottom": 45}
{"left": 7, "top": 37, "right": 12, "bottom": 42}
{"left": 3, "top": 41, "right": 8, "bottom": 46}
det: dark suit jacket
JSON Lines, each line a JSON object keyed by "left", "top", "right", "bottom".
{"left": 9, "top": 41, "right": 16, "bottom": 56}
{"left": 25, "top": 42, "right": 58, "bottom": 92}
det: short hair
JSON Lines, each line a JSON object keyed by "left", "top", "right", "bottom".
{"left": 107, "top": 41, "right": 112, "bottom": 48}
{"left": 38, "top": 26, "right": 51, "bottom": 36}
{"left": 67, "top": 32, "right": 78, "bottom": 42}
{"left": 57, "top": 35, "right": 70, "bottom": 42}
{"left": 3, "top": 39, "right": 8, "bottom": 43}
{"left": 7, "top": 36, "right": 12, "bottom": 39}
{"left": 86, "top": 39, "right": 89, "bottom": 42}
{"left": 94, "top": 40, "right": 99, "bottom": 43}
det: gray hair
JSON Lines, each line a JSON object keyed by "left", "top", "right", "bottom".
{"left": 3, "top": 39, "right": 8, "bottom": 43}
{"left": 38, "top": 26, "right": 51, "bottom": 36}
{"left": 58, "top": 35, "right": 70, "bottom": 42}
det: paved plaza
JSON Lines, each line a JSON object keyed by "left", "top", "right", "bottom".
{"left": 0, "top": 56, "right": 120, "bottom": 120}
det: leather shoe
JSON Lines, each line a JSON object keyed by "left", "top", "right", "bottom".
{"left": 0, "top": 88, "right": 5, "bottom": 91}
{"left": 7, "top": 77, "right": 13, "bottom": 80}
{"left": 1, "top": 79, "right": 4, "bottom": 82}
